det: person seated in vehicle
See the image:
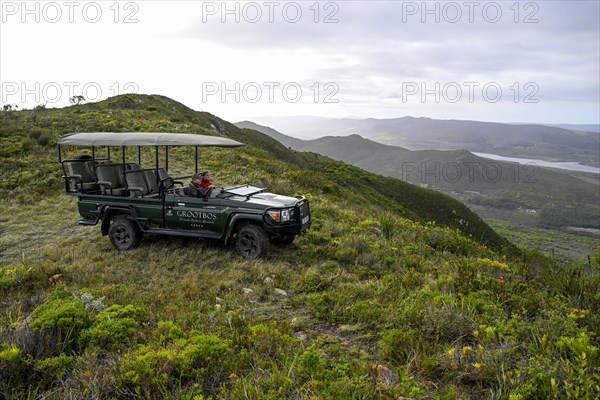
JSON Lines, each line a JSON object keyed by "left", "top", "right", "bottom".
{"left": 188, "top": 171, "right": 215, "bottom": 198}
{"left": 196, "top": 170, "right": 215, "bottom": 189}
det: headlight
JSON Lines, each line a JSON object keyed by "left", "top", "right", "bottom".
{"left": 267, "top": 208, "right": 293, "bottom": 222}
{"left": 267, "top": 210, "right": 282, "bottom": 222}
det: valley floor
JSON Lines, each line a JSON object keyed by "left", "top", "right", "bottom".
{"left": 464, "top": 204, "right": 599, "bottom": 265}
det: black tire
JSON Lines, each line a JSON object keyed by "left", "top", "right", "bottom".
{"left": 235, "top": 224, "right": 269, "bottom": 259}
{"left": 272, "top": 234, "right": 295, "bottom": 247}
{"left": 108, "top": 218, "right": 141, "bottom": 250}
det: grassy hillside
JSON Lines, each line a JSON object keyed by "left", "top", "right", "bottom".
{"left": 0, "top": 94, "right": 507, "bottom": 250}
{"left": 1, "top": 95, "right": 599, "bottom": 399}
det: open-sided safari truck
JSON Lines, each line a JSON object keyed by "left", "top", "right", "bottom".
{"left": 58, "top": 132, "right": 311, "bottom": 258}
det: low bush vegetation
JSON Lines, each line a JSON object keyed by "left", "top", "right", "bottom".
{"left": 1, "top": 95, "right": 598, "bottom": 399}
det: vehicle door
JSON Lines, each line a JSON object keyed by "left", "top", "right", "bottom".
{"left": 163, "top": 191, "right": 225, "bottom": 236}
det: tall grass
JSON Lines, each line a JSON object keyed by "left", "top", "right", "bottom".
{"left": 379, "top": 212, "right": 397, "bottom": 240}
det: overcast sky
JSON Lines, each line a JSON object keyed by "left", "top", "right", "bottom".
{"left": 1, "top": 0, "right": 599, "bottom": 123}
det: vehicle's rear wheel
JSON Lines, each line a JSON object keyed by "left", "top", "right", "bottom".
{"left": 236, "top": 224, "right": 269, "bottom": 258}
{"left": 108, "top": 218, "right": 140, "bottom": 250}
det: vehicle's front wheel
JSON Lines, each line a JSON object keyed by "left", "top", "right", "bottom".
{"left": 236, "top": 224, "right": 269, "bottom": 259}
{"left": 108, "top": 218, "right": 141, "bottom": 250}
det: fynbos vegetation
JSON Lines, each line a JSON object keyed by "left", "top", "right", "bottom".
{"left": 1, "top": 95, "right": 598, "bottom": 399}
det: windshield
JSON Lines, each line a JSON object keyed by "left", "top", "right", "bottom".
{"left": 222, "top": 184, "right": 265, "bottom": 197}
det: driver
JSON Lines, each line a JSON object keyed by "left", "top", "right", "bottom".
{"left": 188, "top": 171, "right": 215, "bottom": 198}
{"left": 197, "top": 170, "right": 215, "bottom": 189}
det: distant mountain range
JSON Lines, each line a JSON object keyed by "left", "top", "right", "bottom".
{"left": 248, "top": 116, "right": 600, "bottom": 167}
{"left": 236, "top": 120, "right": 600, "bottom": 231}
{"left": 539, "top": 123, "right": 600, "bottom": 133}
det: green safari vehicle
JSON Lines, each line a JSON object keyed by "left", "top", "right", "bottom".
{"left": 58, "top": 132, "right": 311, "bottom": 258}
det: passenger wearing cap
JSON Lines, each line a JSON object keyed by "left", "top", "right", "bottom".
{"left": 188, "top": 171, "right": 216, "bottom": 197}
{"left": 192, "top": 170, "right": 215, "bottom": 189}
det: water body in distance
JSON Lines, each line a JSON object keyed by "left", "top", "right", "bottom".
{"left": 472, "top": 153, "right": 600, "bottom": 174}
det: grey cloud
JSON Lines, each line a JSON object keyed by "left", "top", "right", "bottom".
{"left": 177, "top": 1, "right": 598, "bottom": 119}
{"left": 182, "top": 2, "right": 598, "bottom": 49}
{"left": 181, "top": 1, "right": 598, "bottom": 76}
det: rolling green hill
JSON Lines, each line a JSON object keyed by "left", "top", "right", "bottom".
{"left": 0, "top": 94, "right": 508, "bottom": 250}
{"left": 1, "top": 95, "right": 599, "bottom": 399}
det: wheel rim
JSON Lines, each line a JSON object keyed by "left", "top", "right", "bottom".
{"left": 238, "top": 232, "right": 258, "bottom": 256}
{"left": 113, "top": 226, "right": 131, "bottom": 246}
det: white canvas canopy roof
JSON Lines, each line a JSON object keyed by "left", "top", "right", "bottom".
{"left": 58, "top": 132, "right": 244, "bottom": 147}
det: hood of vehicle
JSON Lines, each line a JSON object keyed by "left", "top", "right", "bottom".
{"left": 240, "top": 192, "right": 300, "bottom": 208}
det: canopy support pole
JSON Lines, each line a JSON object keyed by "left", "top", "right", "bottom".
{"left": 165, "top": 146, "right": 169, "bottom": 171}
{"left": 121, "top": 146, "right": 128, "bottom": 187}
{"left": 91, "top": 146, "right": 97, "bottom": 177}
{"left": 155, "top": 146, "right": 159, "bottom": 173}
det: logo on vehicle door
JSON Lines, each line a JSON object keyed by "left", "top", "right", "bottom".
{"left": 176, "top": 210, "right": 217, "bottom": 222}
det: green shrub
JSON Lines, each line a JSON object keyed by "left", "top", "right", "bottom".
{"left": 34, "top": 353, "right": 74, "bottom": 382}
{"left": 308, "top": 292, "right": 337, "bottom": 322}
{"left": 35, "top": 133, "right": 51, "bottom": 146}
{"left": 401, "top": 269, "right": 426, "bottom": 289}
{"left": 27, "top": 127, "right": 45, "bottom": 140}
{"left": 0, "top": 343, "right": 32, "bottom": 395}
{"left": 425, "top": 227, "right": 481, "bottom": 256}
{"left": 333, "top": 246, "right": 359, "bottom": 265}
{"left": 0, "top": 264, "right": 33, "bottom": 290}
{"left": 298, "top": 269, "right": 329, "bottom": 293}
{"left": 556, "top": 332, "right": 598, "bottom": 364}
{"left": 0, "top": 343, "right": 25, "bottom": 364}
{"left": 350, "top": 300, "right": 384, "bottom": 325}
{"left": 31, "top": 296, "right": 90, "bottom": 350}
{"left": 322, "top": 362, "right": 374, "bottom": 399}
{"left": 120, "top": 333, "right": 232, "bottom": 396}
{"left": 509, "top": 366, "right": 559, "bottom": 400}
{"left": 592, "top": 246, "right": 600, "bottom": 270}
{"left": 120, "top": 345, "right": 178, "bottom": 395}
{"left": 81, "top": 304, "right": 147, "bottom": 350}
{"left": 380, "top": 327, "right": 421, "bottom": 364}
{"left": 156, "top": 320, "right": 185, "bottom": 344}
{"left": 249, "top": 323, "right": 295, "bottom": 360}
{"left": 178, "top": 333, "right": 232, "bottom": 380}
{"left": 296, "top": 346, "right": 327, "bottom": 381}
{"left": 21, "top": 137, "right": 36, "bottom": 152}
